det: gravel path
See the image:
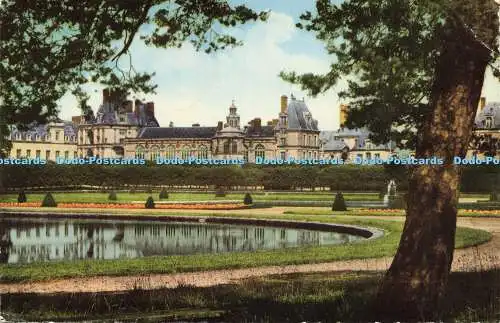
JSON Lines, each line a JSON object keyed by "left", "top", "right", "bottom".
{"left": 0, "top": 216, "right": 498, "bottom": 294}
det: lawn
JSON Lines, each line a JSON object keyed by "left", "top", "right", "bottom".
{"left": 0, "top": 211, "right": 491, "bottom": 283}
{"left": 283, "top": 208, "right": 500, "bottom": 217}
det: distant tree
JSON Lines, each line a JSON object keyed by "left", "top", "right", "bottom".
{"left": 243, "top": 192, "right": 253, "bottom": 205}
{"left": 41, "top": 192, "right": 57, "bottom": 207}
{"left": 17, "top": 190, "right": 27, "bottom": 203}
{"left": 145, "top": 196, "right": 155, "bottom": 209}
{"left": 332, "top": 192, "right": 347, "bottom": 211}
{"left": 108, "top": 190, "right": 117, "bottom": 201}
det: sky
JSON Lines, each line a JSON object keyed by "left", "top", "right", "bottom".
{"left": 58, "top": 0, "right": 500, "bottom": 130}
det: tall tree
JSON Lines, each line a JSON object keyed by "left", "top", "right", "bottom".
{"left": 281, "top": 0, "right": 499, "bottom": 319}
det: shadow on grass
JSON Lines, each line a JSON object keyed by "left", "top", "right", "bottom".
{"left": 2, "top": 270, "right": 499, "bottom": 322}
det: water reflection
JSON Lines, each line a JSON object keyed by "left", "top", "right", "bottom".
{"left": 0, "top": 217, "right": 364, "bottom": 264}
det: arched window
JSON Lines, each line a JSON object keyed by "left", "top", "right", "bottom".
{"left": 232, "top": 141, "right": 238, "bottom": 154}
{"left": 223, "top": 141, "right": 230, "bottom": 154}
{"left": 181, "top": 146, "right": 189, "bottom": 159}
{"left": 198, "top": 145, "right": 208, "bottom": 159}
{"left": 135, "top": 146, "right": 145, "bottom": 159}
{"left": 486, "top": 117, "right": 493, "bottom": 128}
{"left": 166, "top": 145, "right": 175, "bottom": 159}
{"left": 255, "top": 144, "right": 265, "bottom": 159}
{"left": 150, "top": 146, "right": 160, "bottom": 161}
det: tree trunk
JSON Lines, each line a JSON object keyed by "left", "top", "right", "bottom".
{"left": 375, "top": 4, "right": 498, "bottom": 320}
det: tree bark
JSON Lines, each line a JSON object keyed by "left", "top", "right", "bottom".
{"left": 375, "top": 3, "right": 498, "bottom": 320}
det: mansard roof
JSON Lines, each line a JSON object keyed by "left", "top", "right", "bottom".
{"left": 285, "top": 98, "right": 319, "bottom": 131}
{"left": 138, "top": 127, "right": 217, "bottom": 139}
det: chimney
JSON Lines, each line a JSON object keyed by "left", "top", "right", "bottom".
{"left": 479, "top": 97, "right": 486, "bottom": 112}
{"left": 103, "top": 89, "right": 110, "bottom": 104}
{"left": 280, "top": 95, "right": 288, "bottom": 113}
{"left": 146, "top": 102, "right": 155, "bottom": 116}
{"left": 72, "top": 116, "right": 82, "bottom": 125}
{"left": 217, "top": 121, "right": 223, "bottom": 131}
{"left": 254, "top": 118, "right": 262, "bottom": 132}
{"left": 134, "top": 99, "right": 142, "bottom": 115}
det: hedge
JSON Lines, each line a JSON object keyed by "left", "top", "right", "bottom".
{"left": 0, "top": 164, "right": 497, "bottom": 192}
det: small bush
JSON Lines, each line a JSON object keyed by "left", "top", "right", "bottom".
{"left": 108, "top": 191, "right": 117, "bottom": 201}
{"left": 159, "top": 188, "right": 169, "bottom": 200}
{"left": 215, "top": 187, "right": 226, "bottom": 197}
{"left": 129, "top": 187, "right": 136, "bottom": 194}
{"left": 489, "top": 191, "right": 498, "bottom": 201}
{"left": 332, "top": 192, "right": 347, "bottom": 211}
{"left": 243, "top": 192, "right": 253, "bottom": 205}
{"left": 145, "top": 196, "right": 155, "bottom": 209}
{"left": 387, "top": 195, "right": 405, "bottom": 209}
{"left": 379, "top": 190, "right": 385, "bottom": 200}
{"left": 17, "top": 190, "right": 27, "bottom": 203}
{"left": 41, "top": 192, "right": 57, "bottom": 207}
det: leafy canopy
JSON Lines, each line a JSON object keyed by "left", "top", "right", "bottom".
{"left": 0, "top": 0, "right": 268, "bottom": 129}
{"left": 281, "top": 0, "right": 499, "bottom": 149}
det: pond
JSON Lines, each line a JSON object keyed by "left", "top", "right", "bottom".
{"left": 0, "top": 217, "right": 366, "bottom": 264}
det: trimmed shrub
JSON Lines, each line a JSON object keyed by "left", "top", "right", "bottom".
{"left": 41, "top": 192, "right": 57, "bottom": 207}
{"left": 215, "top": 186, "right": 226, "bottom": 197}
{"left": 145, "top": 196, "right": 155, "bottom": 209}
{"left": 490, "top": 191, "right": 498, "bottom": 201}
{"left": 17, "top": 190, "right": 27, "bottom": 203}
{"left": 159, "top": 188, "right": 169, "bottom": 200}
{"left": 129, "top": 187, "right": 136, "bottom": 194}
{"left": 243, "top": 192, "right": 253, "bottom": 205}
{"left": 379, "top": 190, "right": 385, "bottom": 200}
{"left": 108, "top": 191, "right": 117, "bottom": 201}
{"left": 332, "top": 192, "right": 347, "bottom": 211}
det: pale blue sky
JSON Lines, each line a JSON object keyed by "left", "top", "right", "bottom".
{"left": 59, "top": 1, "right": 500, "bottom": 130}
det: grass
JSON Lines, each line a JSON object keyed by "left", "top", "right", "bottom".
{"left": 2, "top": 269, "right": 498, "bottom": 322}
{"left": 0, "top": 192, "right": 382, "bottom": 203}
{"left": 0, "top": 212, "right": 491, "bottom": 283}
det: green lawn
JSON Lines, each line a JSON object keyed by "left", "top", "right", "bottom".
{"left": 0, "top": 212, "right": 491, "bottom": 283}
{"left": 283, "top": 208, "right": 500, "bottom": 217}
{"left": 0, "top": 192, "right": 381, "bottom": 203}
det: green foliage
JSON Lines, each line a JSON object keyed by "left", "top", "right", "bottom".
{"left": 41, "top": 192, "right": 57, "bottom": 207}
{"left": 387, "top": 195, "right": 406, "bottom": 210}
{"left": 215, "top": 186, "right": 226, "bottom": 197}
{"left": 17, "top": 189, "right": 27, "bottom": 203}
{"left": 1, "top": 164, "right": 497, "bottom": 192}
{"left": 489, "top": 191, "right": 498, "bottom": 202}
{"left": 332, "top": 192, "right": 347, "bottom": 211}
{"left": 159, "top": 188, "right": 169, "bottom": 200}
{"left": 108, "top": 191, "right": 117, "bottom": 201}
{"left": 243, "top": 192, "right": 253, "bottom": 205}
{"left": 145, "top": 196, "right": 155, "bottom": 209}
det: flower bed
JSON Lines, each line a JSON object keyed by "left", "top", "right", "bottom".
{"left": 0, "top": 202, "right": 249, "bottom": 210}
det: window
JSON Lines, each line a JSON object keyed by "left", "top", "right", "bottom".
{"left": 357, "top": 154, "right": 363, "bottom": 159}
{"left": 135, "top": 146, "right": 145, "bottom": 159}
{"left": 308, "top": 151, "right": 312, "bottom": 159}
{"left": 151, "top": 146, "right": 160, "bottom": 161}
{"left": 26, "top": 150, "right": 31, "bottom": 158}
{"left": 36, "top": 150, "right": 41, "bottom": 158}
{"left": 55, "top": 131, "right": 60, "bottom": 141}
{"left": 280, "top": 151, "right": 286, "bottom": 159}
{"left": 119, "top": 130, "right": 126, "bottom": 136}
{"left": 46, "top": 150, "right": 50, "bottom": 160}
{"left": 375, "top": 153, "right": 381, "bottom": 159}
{"left": 366, "top": 152, "right": 372, "bottom": 159}
{"left": 181, "top": 147, "right": 189, "bottom": 159}
{"left": 64, "top": 151, "right": 69, "bottom": 159}
{"left": 231, "top": 141, "right": 238, "bottom": 154}
{"left": 255, "top": 144, "right": 265, "bottom": 159}
{"left": 119, "top": 117, "right": 125, "bottom": 123}
{"left": 74, "top": 152, "right": 78, "bottom": 158}
{"left": 64, "top": 136, "right": 68, "bottom": 142}
{"left": 303, "top": 151, "right": 306, "bottom": 159}
{"left": 223, "top": 141, "right": 230, "bottom": 154}
{"left": 55, "top": 151, "right": 60, "bottom": 158}
{"left": 280, "top": 138, "right": 286, "bottom": 146}
{"left": 198, "top": 145, "right": 208, "bottom": 159}
{"left": 166, "top": 145, "right": 175, "bottom": 159}
{"left": 16, "top": 149, "right": 21, "bottom": 158}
